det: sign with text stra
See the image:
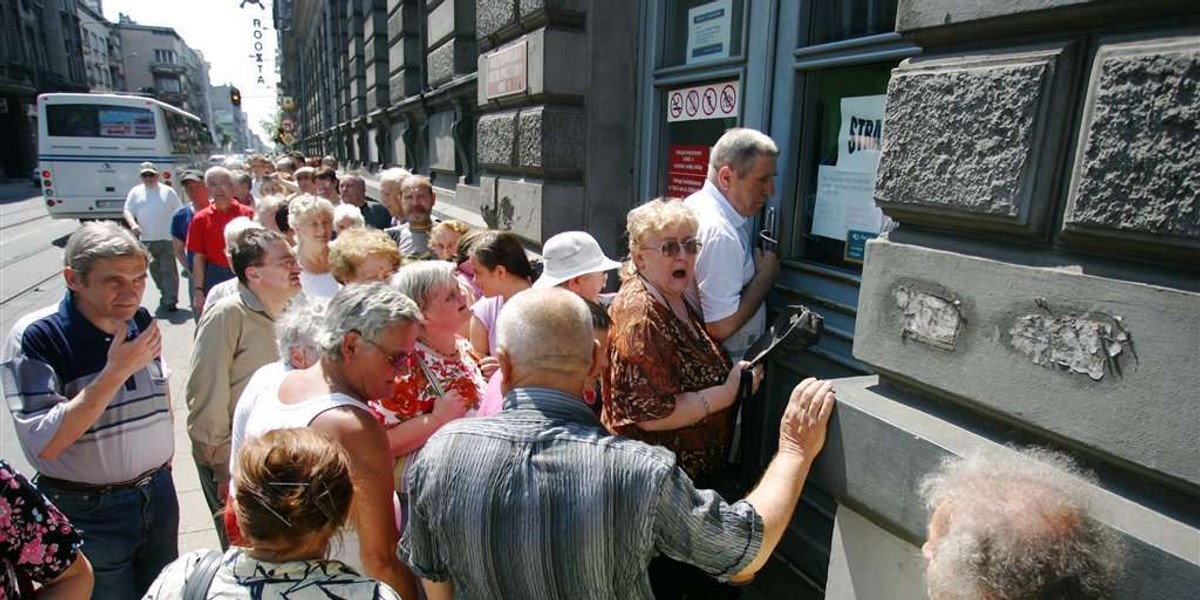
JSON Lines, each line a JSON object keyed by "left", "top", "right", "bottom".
{"left": 667, "top": 80, "right": 739, "bottom": 123}
{"left": 666, "top": 144, "right": 709, "bottom": 198}
{"left": 484, "top": 40, "right": 528, "bottom": 100}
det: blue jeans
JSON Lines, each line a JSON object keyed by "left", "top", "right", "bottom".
{"left": 38, "top": 466, "right": 180, "bottom": 600}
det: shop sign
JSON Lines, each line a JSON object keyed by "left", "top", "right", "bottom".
{"left": 484, "top": 40, "right": 527, "bottom": 100}
{"left": 686, "top": 0, "right": 732, "bottom": 64}
{"left": 666, "top": 144, "right": 709, "bottom": 198}
{"left": 667, "top": 80, "right": 738, "bottom": 123}
{"left": 844, "top": 229, "right": 877, "bottom": 263}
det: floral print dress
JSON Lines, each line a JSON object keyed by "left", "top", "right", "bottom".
{"left": 603, "top": 276, "right": 733, "bottom": 482}
{"left": 0, "top": 460, "right": 83, "bottom": 598}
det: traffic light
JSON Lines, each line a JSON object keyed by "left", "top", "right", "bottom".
{"left": 230, "top": 87, "right": 242, "bottom": 107}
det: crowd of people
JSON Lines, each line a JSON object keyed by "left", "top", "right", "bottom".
{"left": 0, "top": 131, "right": 1124, "bottom": 599}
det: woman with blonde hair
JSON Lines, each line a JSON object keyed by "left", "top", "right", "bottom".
{"left": 143, "top": 428, "right": 403, "bottom": 599}
{"left": 288, "top": 193, "right": 340, "bottom": 299}
{"left": 328, "top": 227, "right": 402, "bottom": 284}
{"left": 604, "top": 198, "right": 764, "bottom": 599}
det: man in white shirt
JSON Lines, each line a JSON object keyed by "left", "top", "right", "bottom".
{"left": 684, "top": 128, "right": 781, "bottom": 360}
{"left": 124, "top": 161, "right": 183, "bottom": 312}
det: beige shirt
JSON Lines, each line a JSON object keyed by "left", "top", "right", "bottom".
{"left": 186, "top": 284, "right": 279, "bottom": 482}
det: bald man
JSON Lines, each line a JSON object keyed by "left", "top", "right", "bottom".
{"left": 402, "top": 288, "right": 837, "bottom": 600}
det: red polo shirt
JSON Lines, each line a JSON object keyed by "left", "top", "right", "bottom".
{"left": 185, "top": 200, "right": 254, "bottom": 268}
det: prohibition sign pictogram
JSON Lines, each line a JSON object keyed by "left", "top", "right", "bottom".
{"left": 702, "top": 88, "right": 717, "bottom": 116}
{"left": 720, "top": 84, "right": 737, "bottom": 115}
{"left": 685, "top": 90, "right": 700, "bottom": 117}
{"left": 669, "top": 92, "right": 684, "bottom": 119}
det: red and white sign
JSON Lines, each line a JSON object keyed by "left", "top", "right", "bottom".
{"left": 485, "top": 40, "right": 528, "bottom": 100}
{"left": 666, "top": 144, "right": 710, "bottom": 198}
{"left": 667, "top": 80, "right": 738, "bottom": 123}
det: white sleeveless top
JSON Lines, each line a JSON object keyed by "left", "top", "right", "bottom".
{"left": 234, "top": 380, "right": 374, "bottom": 572}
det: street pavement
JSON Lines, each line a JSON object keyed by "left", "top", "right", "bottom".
{"left": 0, "top": 183, "right": 219, "bottom": 555}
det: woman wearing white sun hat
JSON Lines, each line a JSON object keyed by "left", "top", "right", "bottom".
{"left": 530, "top": 230, "right": 622, "bottom": 302}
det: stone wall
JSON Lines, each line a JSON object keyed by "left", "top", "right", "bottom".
{"left": 827, "top": 1, "right": 1200, "bottom": 597}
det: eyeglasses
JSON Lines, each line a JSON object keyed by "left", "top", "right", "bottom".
{"left": 356, "top": 334, "right": 411, "bottom": 371}
{"left": 641, "top": 238, "right": 703, "bottom": 257}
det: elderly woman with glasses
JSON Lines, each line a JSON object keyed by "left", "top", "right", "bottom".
{"left": 604, "top": 198, "right": 765, "bottom": 599}
{"left": 604, "top": 198, "right": 763, "bottom": 484}
{"left": 369, "top": 263, "right": 477, "bottom": 485}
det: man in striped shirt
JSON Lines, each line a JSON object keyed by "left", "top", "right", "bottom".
{"left": 1, "top": 222, "right": 178, "bottom": 599}
{"left": 403, "top": 288, "right": 836, "bottom": 599}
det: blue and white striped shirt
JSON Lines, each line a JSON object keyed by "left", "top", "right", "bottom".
{"left": 402, "top": 387, "right": 763, "bottom": 599}
{"left": 1, "top": 295, "right": 173, "bottom": 484}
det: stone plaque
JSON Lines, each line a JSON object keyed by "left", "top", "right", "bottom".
{"left": 484, "top": 39, "right": 527, "bottom": 100}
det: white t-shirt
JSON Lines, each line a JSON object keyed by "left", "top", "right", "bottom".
{"left": 125, "top": 183, "right": 182, "bottom": 241}
{"left": 300, "top": 269, "right": 341, "bottom": 300}
{"left": 684, "top": 180, "right": 765, "bottom": 359}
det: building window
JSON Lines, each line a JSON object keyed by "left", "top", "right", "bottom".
{"left": 155, "top": 76, "right": 182, "bottom": 93}
{"left": 810, "top": 0, "right": 899, "bottom": 45}
{"left": 154, "top": 49, "right": 176, "bottom": 63}
{"left": 661, "top": 0, "right": 744, "bottom": 68}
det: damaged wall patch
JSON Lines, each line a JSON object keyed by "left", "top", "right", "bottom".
{"left": 894, "top": 286, "right": 962, "bottom": 350}
{"left": 1008, "top": 310, "right": 1133, "bottom": 380}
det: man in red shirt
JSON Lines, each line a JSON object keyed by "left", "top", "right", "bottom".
{"left": 187, "top": 166, "right": 254, "bottom": 315}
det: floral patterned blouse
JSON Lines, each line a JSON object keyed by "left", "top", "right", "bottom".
{"left": 603, "top": 276, "right": 733, "bottom": 481}
{"left": 369, "top": 338, "right": 486, "bottom": 494}
{"left": 0, "top": 460, "right": 83, "bottom": 598}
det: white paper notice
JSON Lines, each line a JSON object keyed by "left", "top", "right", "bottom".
{"left": 836, "top": 95, "right": 887, "bottom": 172}
{"left": 811, "top": 166, "right": 885, "bottom": 241}
{"left": 686, "top": 0, "right": 732, "bottom": 64}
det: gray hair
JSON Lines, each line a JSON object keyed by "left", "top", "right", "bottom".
{"left": 333, "top": 204, "right": 365, "bottom": 229}
{"left": 497, "top": 288, "right": 593, "bottom": 378}
{"left": 64, "top": 221, "right": 150, "bottom": 281}
{"left": 317, "top": 282, "right": 422, "bottom": 361}
{"left": 379, "top": 167, "right": 411, "bottom": 188}
{"left": 276, "top": 295, "right": 327, "bottom": 362}
{"left": 231, "top": 169, "right": 252, "bottom": 187}
{"left": 338, "top": 172, "right": 365, "bottom": 188}
{"left": 920, "top": 447, "right": 1123, "bottom": 600}
{"left": 204, "top": 166, "right": 233, "bottom": 185}
{"left": 390, "top": 261, "right": 456, "bottom": 309}
{"left": 707, "top": 127, "right": 779, "bottom": 180}
{"left": 287, "top": 193, "right": 335, "bottom": 229}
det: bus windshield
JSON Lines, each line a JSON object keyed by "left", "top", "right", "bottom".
{"left": 46, "top": 104, "right": 157, "bottom": 139}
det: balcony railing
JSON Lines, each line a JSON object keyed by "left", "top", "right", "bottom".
{"left": 150, "top": 61, "right": 187, "bottom": 75}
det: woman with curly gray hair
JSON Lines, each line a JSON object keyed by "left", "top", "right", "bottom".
{"left": 920, "top": 447, "right": 1123, "bottom": 600}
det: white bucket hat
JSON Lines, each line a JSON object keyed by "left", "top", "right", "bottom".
{"left": 532, "top": 231, "right": 622, "bottom": 290}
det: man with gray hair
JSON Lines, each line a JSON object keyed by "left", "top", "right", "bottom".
{"left": 186, "top": 166, "right": 254, "bottom": 315}
{"left": 403, "top": 288, "right": 837, "bottom": 600}
{"left": 921, "top": 447, "right": 1123, "bottom": 600}
{"left": 237, "top": 282, "right": 422, "bottom": 599}
{"left": 684, "top": 127, "right": 781, "bottom": 359}
{"left": 378, "top": 166, "right": 411, "bottom": 226}
{"left": 1, "top": 222, "right": 177, "bottom": 598}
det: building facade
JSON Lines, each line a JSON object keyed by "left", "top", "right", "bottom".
{"left": 278, "top": 1, "right": 1199, "bottom": 596}
{"left": 77, "top": 1, "right": 123, "bottom": 92}
{"left": 114, "top": 16, "right": 215, "bottom": 127}
{"left": 0, "top": 0, "right": 90, "bottom": 179}
{"left": 210, "top": 83, "right": 252, "bottom": 153}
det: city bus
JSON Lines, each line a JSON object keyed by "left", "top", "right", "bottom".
{"left": 36, "top": 93, "right": 214, "bottom": 220}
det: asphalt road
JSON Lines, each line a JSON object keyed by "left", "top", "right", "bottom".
{"left": 0, "top": 183, "right": 219, "bottom": 553}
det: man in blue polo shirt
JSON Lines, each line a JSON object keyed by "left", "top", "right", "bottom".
{"left": 1, "top": 222, "right": 178, "bottom": 599}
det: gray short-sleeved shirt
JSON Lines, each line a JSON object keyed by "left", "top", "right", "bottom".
{"left": 402, "top": 387, "right": 763, "bottom": 599}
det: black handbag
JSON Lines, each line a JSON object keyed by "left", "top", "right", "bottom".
{"left": 182, "top": 550, "right": 224, "bottom": 600}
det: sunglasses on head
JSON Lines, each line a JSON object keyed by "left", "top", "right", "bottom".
{"left": 643, "top": 238, "right": 703, "bottom": 257}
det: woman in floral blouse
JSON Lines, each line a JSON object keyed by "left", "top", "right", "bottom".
{"left": 603, "top": 198, "right": 764, "bottom": 485}
{"left": 0, "top": 460, "right": 93, "bottom": 598}
{"left": 370, "top": 261, "right": 483, "bottom": 496}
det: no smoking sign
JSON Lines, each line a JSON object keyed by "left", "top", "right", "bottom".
{"left": 666, "top": 80, "right": 739, "bottom": 123}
